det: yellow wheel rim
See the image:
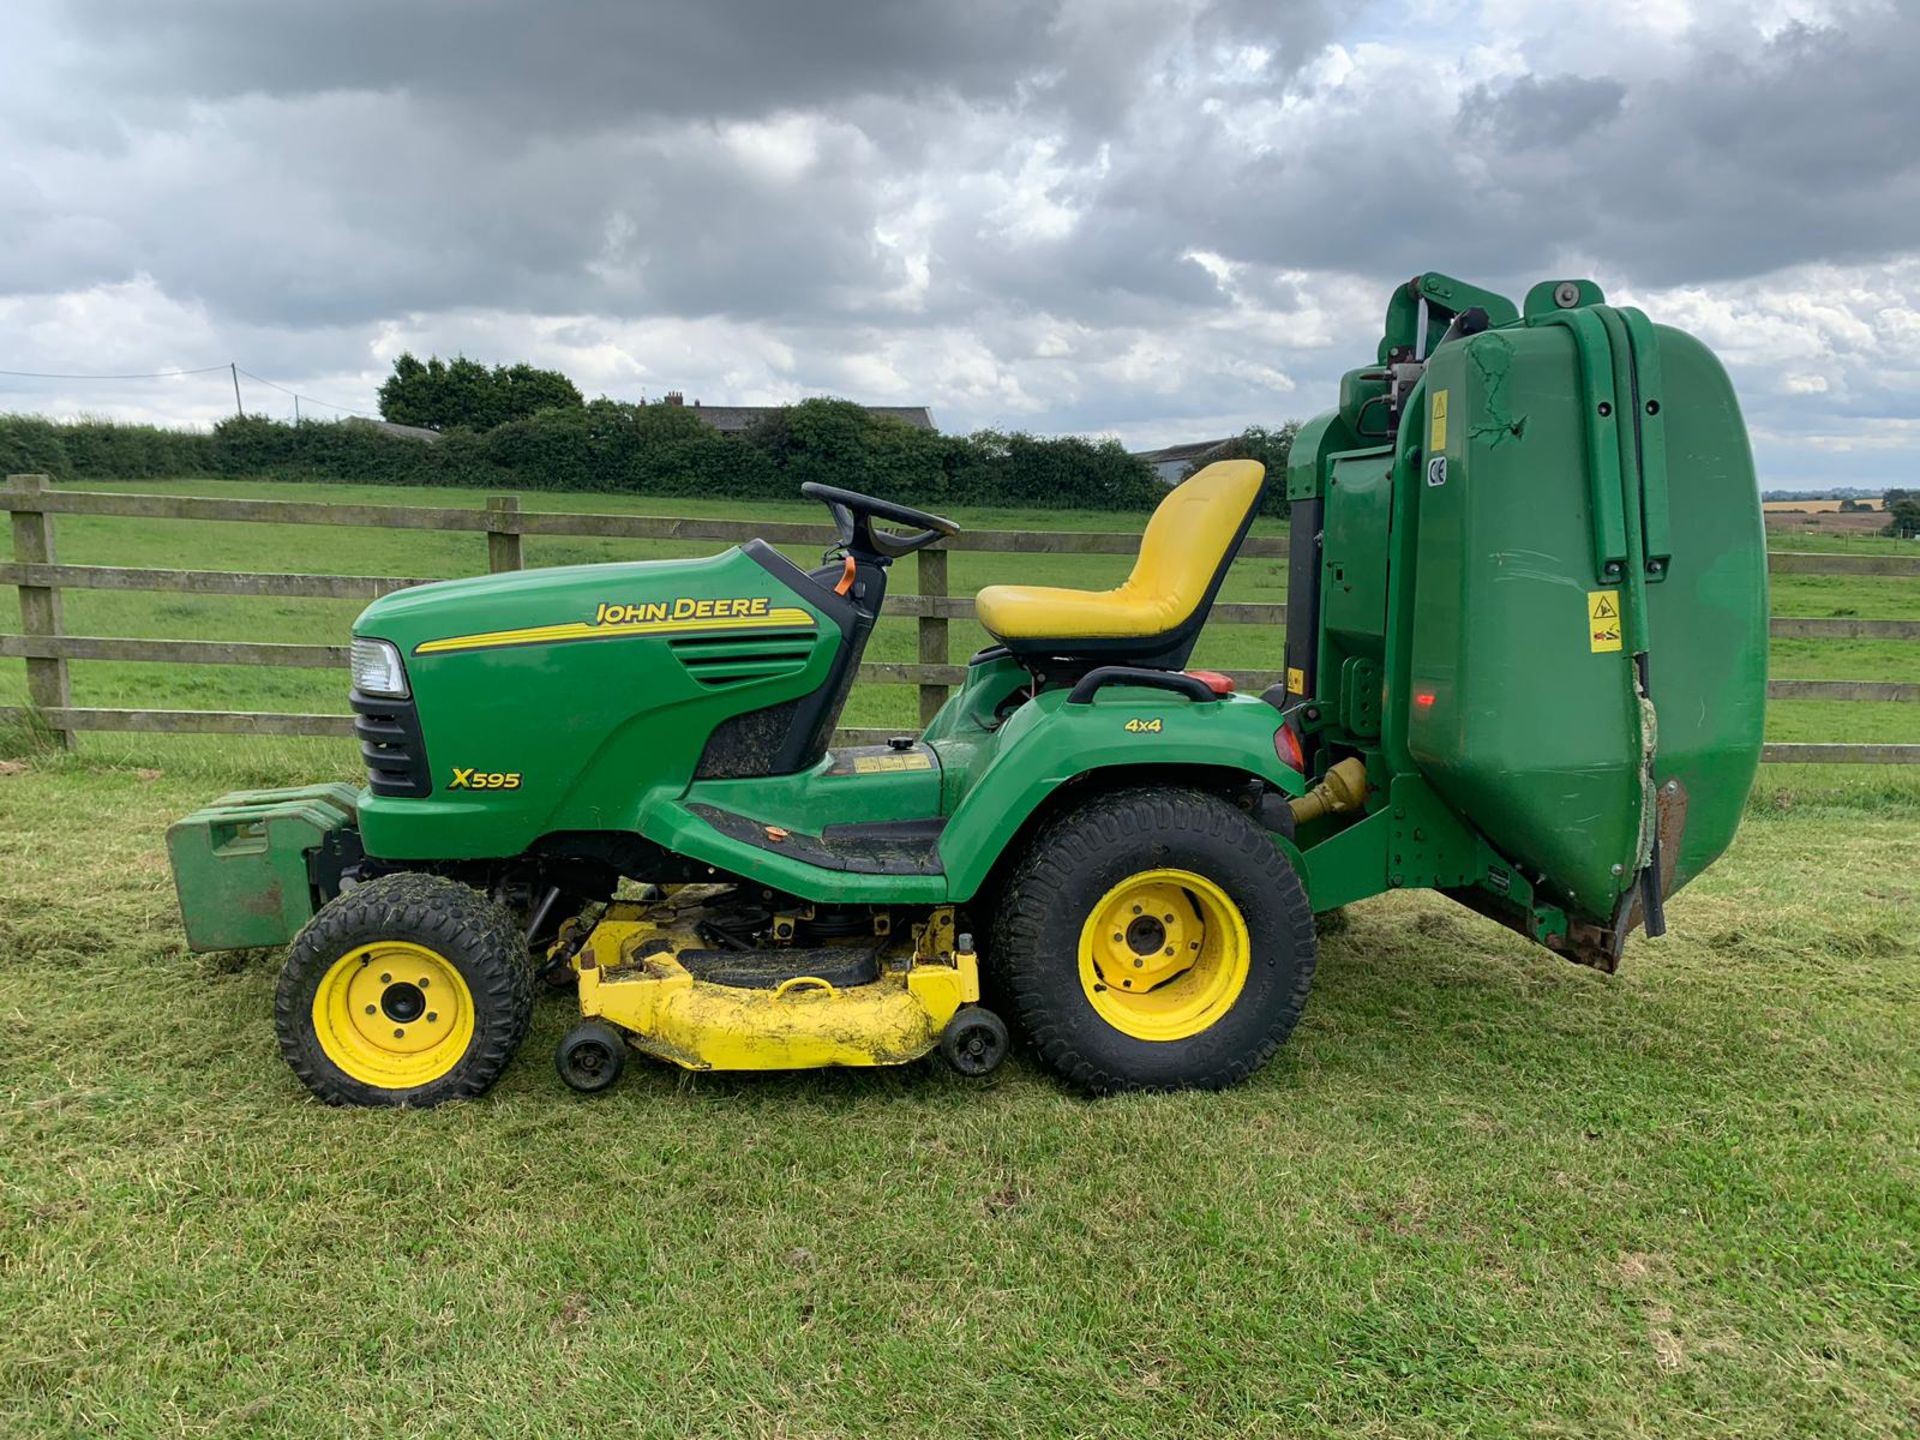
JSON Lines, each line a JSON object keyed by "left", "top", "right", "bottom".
{"left": 312, "top": 941, "right": 476, "bottom": 1089}
{"left": 1077, "top": 868, "right": 1251, "bottom": 1042}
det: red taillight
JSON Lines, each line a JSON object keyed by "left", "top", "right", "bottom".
{"left": 1185, "top": 669, "right": 1235, "bottom": 695}
{"left": 1414, "top": 690, "right": 1436, "bottom": 709}
{"left": 1274, "top": 723, "right": 1305, "bottom": 772}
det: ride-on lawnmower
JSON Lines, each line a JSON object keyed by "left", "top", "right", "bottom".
{"left": 167, "top": 274, "right": 1767, "bottom": 1105}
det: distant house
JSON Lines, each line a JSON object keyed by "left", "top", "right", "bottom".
{"left": 1132, "top": 438, "right": 1235, "bottom": 485}
{"left": 345, "top": 416, "right": 440, "bottom": 444}
{"left": 654, "top": 391, "right": 936, "bottom": 434}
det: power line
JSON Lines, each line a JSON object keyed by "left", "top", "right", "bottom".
{"left": 235, "top": 366, "right": 376, "bottom": 419}
{"left": 1, "top": 357, "right": 379, "bottom": 421}
{"left": 0, "top": 363, "right": 231, "bottom": 380}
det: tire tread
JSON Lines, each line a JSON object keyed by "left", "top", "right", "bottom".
{"left": 274, "top": 872, "right": 532, "bottom": 1107}
{"left": 991, "top": 786, "right": 1317, "bottom": 1094}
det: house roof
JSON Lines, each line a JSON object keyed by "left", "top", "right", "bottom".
{"left": 345, "top": 416, "right": 441, "bottom": 443}
{"left": 1130, "top": 438, "right": 1237, "bottom": 467}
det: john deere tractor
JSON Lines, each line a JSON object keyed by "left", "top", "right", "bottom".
{"left": 167, "top": 274, "right": 1767, "bottom": 1105}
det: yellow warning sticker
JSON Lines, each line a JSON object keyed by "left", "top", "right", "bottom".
{"left": 1587, "top": 589, "right": 1622, "bottom": 652}
{"left": 1430, "top": 389, "right": 1449, "bottom": 451}
{"left": 851, "top": 752, "right": 934, "bottom": 774}
{"left": 1286, "top": 666, "right": 1306, "bottom": 695}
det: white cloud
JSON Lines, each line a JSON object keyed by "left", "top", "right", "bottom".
{"left": 0, "top": 0, "right": 1916, "bottom": 492}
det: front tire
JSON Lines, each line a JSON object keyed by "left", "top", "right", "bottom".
{"left": 275, "top": 873, "right": 533, "bottom": 1107}
{"left": 993, "top": 787, "right": 1316, "bottom": 1093}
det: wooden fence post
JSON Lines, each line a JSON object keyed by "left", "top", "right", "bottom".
{"left": 486, "top": 494, "right": 523, "bottom": 572}
{"left": 6, "top": 473, "right": 73, "bottom": 749}
{"left": 918, "top": 545, "right": 949, "bottom": 728}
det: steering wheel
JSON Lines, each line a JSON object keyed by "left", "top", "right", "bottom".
{"left": 800, "top": 482, "right": 960, "bottom": 561}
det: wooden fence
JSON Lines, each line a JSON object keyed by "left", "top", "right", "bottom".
{"left": 3, "top": 473, "right": 1917, "bottom": 763}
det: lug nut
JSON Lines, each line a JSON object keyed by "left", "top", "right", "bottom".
{"left": 365, "top": 1004, "right": 376, "bottom": 1015}
{"left": 393, "top": 1028, "right": 405, "bottom": 1039}
{"left": 380, "top": 973, "right": 391, "bottom": 984}
{"left": 419, "top": 977, "right": 430, "bottom": 988}
{"left": 1165, "top": 946, "right": 1175, "bottom": 956}
{"left": 427, "top": 1012, "right": 438, "bottom": 1023}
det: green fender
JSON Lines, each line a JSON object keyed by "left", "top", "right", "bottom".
{"left": 935, "top": 685, "right": 1305, "bottom": 901}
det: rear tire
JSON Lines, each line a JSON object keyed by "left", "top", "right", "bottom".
{"left": 275, "top": 873, "right": 533, "bottom": 1108}
{"left": 992, "top": 786, "right": 1316, "bottom": 1093}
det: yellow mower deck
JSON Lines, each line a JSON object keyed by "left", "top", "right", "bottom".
{"left": 564, "top": 896, "right": 980, "bottom": 1072}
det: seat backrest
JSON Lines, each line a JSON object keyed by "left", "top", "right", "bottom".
{"left": 1126, "top": 459, "right": 1266, "bottom": 627}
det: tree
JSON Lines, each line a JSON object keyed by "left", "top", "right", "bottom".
{"left": 1883, "top": 493, "right": 1920, "bottom": 539}
{"left": 377, "top": 352, "right": 584, "bottom": 431}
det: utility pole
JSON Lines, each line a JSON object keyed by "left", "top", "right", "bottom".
{"left": 231, "top": 362, "right": 245, "bottom": 418}
{"left": 294, "top": 394, "right": 301, "bottom": 424}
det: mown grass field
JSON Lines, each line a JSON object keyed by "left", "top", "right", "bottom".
{"left": 0, "top": 759, "right": 1915, "bottom": 1436}
{"left": 0, "top": 476, "right": 1917, "bottom": 1435}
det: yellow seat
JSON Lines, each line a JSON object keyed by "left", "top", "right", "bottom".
{"left": 975, "top": 460, "right": 1265, "bottom": 664}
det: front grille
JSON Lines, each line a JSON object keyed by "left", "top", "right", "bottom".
{"left": 350, "top": 689, "right": 432, "bottom": 797}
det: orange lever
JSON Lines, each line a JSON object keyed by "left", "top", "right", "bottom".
{"left": 834, "top": 555, "right": 857, "bottom": 596}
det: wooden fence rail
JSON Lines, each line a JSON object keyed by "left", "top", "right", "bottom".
{"left": 4, "top": 475, "right": 1917, "bottom": 763}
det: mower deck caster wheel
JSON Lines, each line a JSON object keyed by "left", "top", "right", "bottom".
{"left": 556, "top": 1022, "right": 627, "bottom": 1094}
{"left": 940, "top": 1006, "right": 1010, "bottom": 1077}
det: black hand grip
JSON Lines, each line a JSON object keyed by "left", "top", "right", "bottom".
{"left": 1065, "top": 666, "right": 1219, "bottom": 705}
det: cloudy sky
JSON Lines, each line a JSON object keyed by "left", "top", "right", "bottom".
{"left": 2, "top": 0, "right": 1916, "bottom": 489}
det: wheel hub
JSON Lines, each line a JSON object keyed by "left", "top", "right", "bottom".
{"left": 312, "top": 941, "right": 475, "bottom": 1088}
{"left": 380, "top": 980, "right": 427, "bottom": 1024}
{"left": 1091, "top": 880, "right": 1201, "bottom": 993}
{"left": 1078, "top": 869, "right": 1251, "bottom": 1041}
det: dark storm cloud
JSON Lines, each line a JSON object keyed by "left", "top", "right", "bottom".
{"left": 13, "top": 1, "right": 1919, "bottom": 313}
{"left": 2, "top": 0, "right": 1918, "bottom": 487}
{"left": 1125, "top": 7, "right": 1920, "bottom": 290}
{"left": 1456, "top": 74, "right": 1626, "bottom": 151}
{"left": 67, "top": 0, "right": 1064, "bottom": 128}
{"left": 7, "top": 0, "right": 1342, "bottom": 330}
{"left": 65, "top": 0, "right": 1340, "bottom": 140}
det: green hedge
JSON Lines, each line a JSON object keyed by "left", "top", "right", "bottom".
{"left": 1, "top": 401, "right": 1290, "bottom": 514}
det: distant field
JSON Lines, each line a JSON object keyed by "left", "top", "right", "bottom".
{"left": 0, "top": 476, "right": 1914, "bottom": 801}
{"left": 1762, "top": 498, "right": 1883, "bottom": 513}
{"left": 1763, "top": 505, "right": 1900, "bottom": 544}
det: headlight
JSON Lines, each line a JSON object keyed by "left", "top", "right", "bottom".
{"left": 350, "top": 636, "right": 410, "bottom": 698}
